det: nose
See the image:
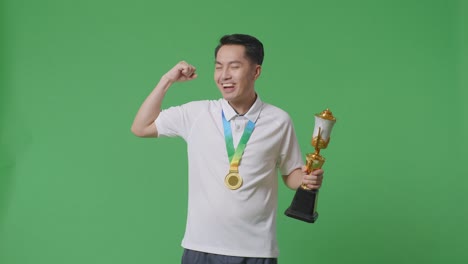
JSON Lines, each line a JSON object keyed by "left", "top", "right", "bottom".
{"left": 221, "top": 68, "right": 232, "bottom": 80}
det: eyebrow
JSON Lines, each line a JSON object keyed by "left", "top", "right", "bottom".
{"left": 215, "top": 60, "right": 243, "bottom": 65}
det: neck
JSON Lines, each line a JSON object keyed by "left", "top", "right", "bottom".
{"left": 229, "top": 93, "right": 257, "bottom": 115}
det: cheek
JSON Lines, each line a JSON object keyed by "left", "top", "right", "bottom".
{"left": 235, "top": 71, "right": 247, "bottom": 80}
{"left": 243, "top": 69, "right": 256, "bottom": 80}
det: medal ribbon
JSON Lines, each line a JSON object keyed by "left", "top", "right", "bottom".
{"left": 222, "top": 111, "right": 255, "bottom": 172}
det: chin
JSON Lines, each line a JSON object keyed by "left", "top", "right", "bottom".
{"left": 221, "top": 92, "right": 236, "bottom": 101}
{"left": 222, "top": 95, "right": 234, "bottom": 102}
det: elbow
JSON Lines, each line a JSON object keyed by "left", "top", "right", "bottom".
{"left": 131, "top": 125, "right": 145, "bottom": 137}
{"left": 131, "top": 123, "right": 157, "bottom": 138}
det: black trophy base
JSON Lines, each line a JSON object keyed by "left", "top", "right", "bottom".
{"left": 285, "top": 187, "right": 319, "bottom": 223}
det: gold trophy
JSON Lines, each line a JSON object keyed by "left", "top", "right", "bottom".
{"left": 285, "top": 109, "right": 336, "bottom": 223}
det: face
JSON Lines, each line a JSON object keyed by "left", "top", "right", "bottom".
{"left": 214, "top": 45, "right": 261, "bottom": 106}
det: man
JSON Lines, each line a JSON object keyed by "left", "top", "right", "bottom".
{"left": 131, "top": 34, "right": 324, "bottom": 264}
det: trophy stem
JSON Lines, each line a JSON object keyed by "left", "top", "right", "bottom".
{"left": 302, "top": 127, "right": 325, "bottom": 190}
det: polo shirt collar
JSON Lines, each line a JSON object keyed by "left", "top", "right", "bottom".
{"left": 221, "top": 95, "right": 263, "bottom": 123}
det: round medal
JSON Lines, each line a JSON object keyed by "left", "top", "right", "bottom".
{"left": 225, "top": 172, "right": 243, "bottom": 190}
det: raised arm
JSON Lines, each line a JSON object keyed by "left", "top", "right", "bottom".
{"left": 131, "top": 61, "right": 197, "bottom": 137}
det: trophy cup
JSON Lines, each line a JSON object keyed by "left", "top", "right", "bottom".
{"left": 285, "top": 108, "right": 336, "bottom": 223}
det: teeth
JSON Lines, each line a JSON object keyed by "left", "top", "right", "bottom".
{"left": 222, "top": 83, "right": 234, "bottom": 87}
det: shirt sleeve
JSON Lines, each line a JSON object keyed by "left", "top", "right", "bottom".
{"left": 155, "top": 101, "right": 205, "bottom": 141}
{"left": 277, "top": 118, "right": 304, "bottom": 176}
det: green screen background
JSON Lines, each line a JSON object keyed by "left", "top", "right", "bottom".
{"left": 1, "top": 0, "right": 467, "bottom": 263}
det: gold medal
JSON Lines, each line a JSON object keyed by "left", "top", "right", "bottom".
{"left": 225, "top": 171, "right": 243, "bottom": 190}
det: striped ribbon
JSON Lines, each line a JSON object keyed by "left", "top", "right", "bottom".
{"left": 222, "top": 111, "right": 255, "bottom": 172}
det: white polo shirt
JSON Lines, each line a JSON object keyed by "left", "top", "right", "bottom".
{"left": 155, "top": 96, "right": 303, "bottom": 258}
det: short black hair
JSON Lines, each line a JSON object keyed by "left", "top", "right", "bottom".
{"left": 214, "top": 34, "right": 264, "bottom": 65}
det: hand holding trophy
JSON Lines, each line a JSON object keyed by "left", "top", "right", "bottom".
{"left": 285, "top": 109, "right": 336, "bottom": 223}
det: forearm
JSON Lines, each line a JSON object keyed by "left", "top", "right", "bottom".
{"left": 282, "top": 168, "right": 304, "bottom": 190}
{"left": 131, "top": 76, "right": 173, "bottom": 137}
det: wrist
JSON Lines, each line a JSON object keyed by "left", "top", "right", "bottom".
{"left": 160, "top": 75, "right": 174, "bottom": 85}
{"left": 157, "top": 76, "right": 174, "bottom": 92}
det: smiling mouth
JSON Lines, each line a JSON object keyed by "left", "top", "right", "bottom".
{"left": 222, "top": 83, "right": 235, "bottom": 89}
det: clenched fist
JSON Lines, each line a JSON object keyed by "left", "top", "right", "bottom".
{"left": 163, "top": 61, "right": 198, "bottom": 83}
{"left": 302, "top": 166, "right": 324, "bottom": 190}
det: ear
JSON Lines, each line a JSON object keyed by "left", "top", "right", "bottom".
{"left": 253, "top": 65, "right": 262, "bottom": 80}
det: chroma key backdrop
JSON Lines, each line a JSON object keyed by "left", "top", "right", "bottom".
{"left": 1, "top": 0, "right": 467, "bottom": 263}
